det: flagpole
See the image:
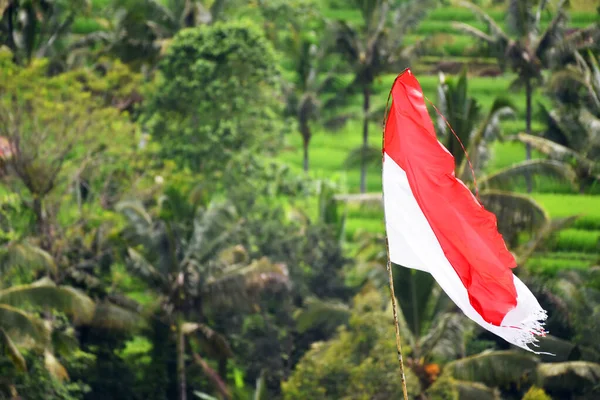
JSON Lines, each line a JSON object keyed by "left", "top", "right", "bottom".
{"left": 385, "top": 238, "right": 410, "bottom": 400}
{"left": 382, "top": 70, "right": 410, "bottom": 400}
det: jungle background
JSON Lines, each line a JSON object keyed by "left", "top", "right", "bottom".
{"left": 0, "top": 0, "right": 599, "bottom": 399}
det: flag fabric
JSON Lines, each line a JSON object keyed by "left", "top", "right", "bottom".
{"left": 382, "top": 69, "right": 548, "bottom": 352}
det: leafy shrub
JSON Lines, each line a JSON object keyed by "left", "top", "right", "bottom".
{"left": 522, "top": 386, "right": 552, "bottom": 400}
{"left": 282, "top": 288, "right": 421, "bottom": 399}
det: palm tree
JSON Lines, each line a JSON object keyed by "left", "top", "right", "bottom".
{"left": 117, "top": 192, "right": 290, "bottom": 400}
{"left": 454, "top": 0, "right": 600, "bottom": 192}
{"left": 335, "top": 0, "right": 433, "bottom": 193}
{"left": 517, "top": 50, "right": 600, "bottom": 192}
{"left": 436, "top": 68, "right": 515, "bottom": 181}
{"left": 282, "top": 30, "right": 342, "bottom": 172}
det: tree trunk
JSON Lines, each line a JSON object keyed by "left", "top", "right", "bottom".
{"left": 525, "top": 79, "right": 533, "bottom": 193}
{"left": 360, "top": 86, "right": 371, "bottom": 194}
{"left": 300, "top": 123, "right": 311, "bottom": 172}
{"left": 177, "top": 321, "right": 187, "bottom": 400}
{"left": 303, "top": 141, "right": 309, "bottom": 172}
{"left": 32, "top": 196, "right": 51, "bottom": 251}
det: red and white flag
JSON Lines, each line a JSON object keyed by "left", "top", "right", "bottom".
{"left": 383, "top": 69, "right": 548, "bottom": 352}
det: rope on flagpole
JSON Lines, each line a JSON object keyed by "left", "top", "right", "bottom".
{"left": 382, "top": 70, "right": 410, "bottom": 400}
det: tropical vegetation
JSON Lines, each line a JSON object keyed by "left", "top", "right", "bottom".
{"left": 0, "top": 0, "right": 599, "bottom": 399}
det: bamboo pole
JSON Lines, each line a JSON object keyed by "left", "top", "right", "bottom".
{"left": 385, "top": 238, "right": 410, "bottom": 400}
{"left": 382, "top": 70, "right": 410, "bottom": 400}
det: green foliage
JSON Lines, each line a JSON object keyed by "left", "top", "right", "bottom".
{"left": 0, "top": 351, "right": 92, "bottom": 400}
{"left": 0, "top": 57, "right": 135, "bottom": 196}
{"left": 1, "top": 0, "right": 600, "bottom": 399}
{"left": 144, "top": 19, "right": 283, "bottom": 173}
{"left": 522, "top": 386, "right": 551, "bottom": 400}
{"left": 537, "top": 361, "right": 600, "bottom": 397}
{"left": 444, "top": 350, "right": 539, "bottom": 390}
{"left": 0, "top": 0, "right": 90, "bottom": 66}
{"left": 0, "top": 53, "right": 139, "bottom": 253}
{"left": 282, "top": 288, "right": 421, "bottom": 399}
{"left": 426, "top": 375, "right": 501, "bottom": 400}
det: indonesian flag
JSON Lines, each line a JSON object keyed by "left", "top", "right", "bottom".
{"left": 383, "top": 69, "right": 548, "bottom": 352}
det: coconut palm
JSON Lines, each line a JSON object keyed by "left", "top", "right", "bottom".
{"left": 518, "top": 50, "right": 600, "bottom": 192}
{"left": 335, "top": 0, "right": 433, "bottom": 193}
{"left": 453, "top": 0, "right": 600, "bottom": 191}
{"left": 117, "top": 192, "right": 290, "bottom": 400}
{"left": 436, "top": 68, "right": 515, "bottom": 181}
{"left": 282, "top": 30, "right": 343, "bottom": 172}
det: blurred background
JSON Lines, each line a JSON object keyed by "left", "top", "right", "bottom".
{"left": 0, "top": 0, "right": 599, "bottom": 399}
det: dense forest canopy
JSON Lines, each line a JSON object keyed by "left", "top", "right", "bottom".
{"left": 0, "top": 0, "right": 599, "bottom": 399}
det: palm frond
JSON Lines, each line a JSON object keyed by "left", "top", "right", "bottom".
{"left": 253, "top": 370, "right": 267, "bottom": 400}
{"left": 126, "top": 247, "right": 166, "bottom": 287}
{"left": 535, "top": 335, "right": 578, "bottom": 363}
{"left": 537, "top": 361, "right": 600, "bottom": 393}
{"left": 343, "top": 145, "right": 382, "bottom": 169}
{"left": 422, "top": 313, "right": 472, "bottom": 362}
{"left": 516, "top": 216, "right": 578, "bottom": 265}
{"left": 478, "top": 191, "right": 549, "bottom": 246}
{"left": 455, "top": 380, "right": 500, "bottom": 400}
{"left": 506, "top": 0, "right": 532, "bottom": 38}
{"left": 88, "top": 300, "right": 143, "bottom": 331}
{"left": 186, "top": 201, "right": 239, "bottom": 265}
{"left": 393, "top": 265, "right": 438, "bottom": 339}
{"left": 202, "top": 257, "right": 290, "bottom": 312}
{"left": 479, "top": 159, "right": 577, "bottom": 191}
{"left": 452, "top": 22, "right": 496, "bottom": 44}
{"left": 116, "top": 200, "right": 153, "bottom": 241}
{"left": 334, "top": 21, "right": 360, "bottom": 63}
{"left": 44, "top": 350, "right": 69, "bottom": 381}
{"left": 459, "top": 98, "right": 515, "bottom": 180}
{"left": 0, "top": 328, "right": 26, "bottom": 371}
{"left": 0, "top": 241, "right": 57, "bottom": 276}
{"left": 535, "top": 2, "right": 568, "bottom": 63}
{"left": 514, "top": 133, "right": 595, "bottom": 171}
{"left": 515, "top": 132, "right": 580, "bottom": 161}
{"left": 392, "top": 0, "right": 435, "bottom": 37}
{"left": 321, "top": 113, "right": 354, "bottom": 130}
{"left": 548, "top": 25, "right": 600, "bottom": 67}
{"left": 547, "top": 67, "right": 593, "bottom": 101}
{"left": 0, "top": 305, "right": 48, "bottom": 345}
{"left": 294, "top": 297, "right": 351, "bottom": 334}
{"left": 457, "top": 1, "right": 509, "bottom": 43}
{"left": 182, "top": 322, "right": 233, "bottom": 359}
{"left": 445, "top": 350, "right": 539, "bottom": 388}
{"left": 0, "top": 281, "right": 95, "bottom": 324}
{"left": 194, "top": 393, "right": 218, "bottom": 400}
